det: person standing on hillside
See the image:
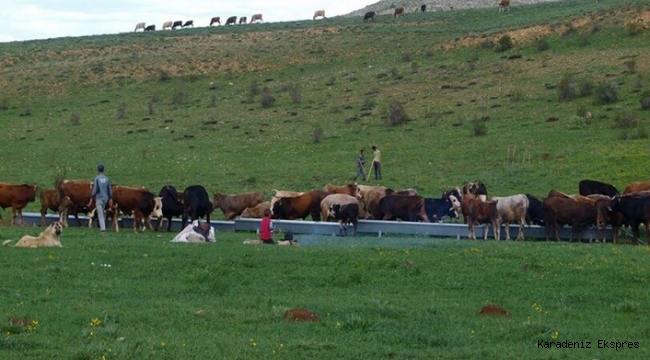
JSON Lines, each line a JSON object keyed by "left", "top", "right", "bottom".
{"left": 89, "top": 164, "right": 112, "bottom": 234}
{"left": 353, "top": 149, "right": 366, "bottom": 182}
{"left": 371, "top": 145, "right": 382, "bottom": 180}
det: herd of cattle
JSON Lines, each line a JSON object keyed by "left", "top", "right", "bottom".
{"left": 132, "top": 1, "right": 512, "bottom": 31}
{"left": 1, "top": 178, "right": 650, "bottom": 244}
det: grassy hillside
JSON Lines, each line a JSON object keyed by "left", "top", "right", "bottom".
{"left": 0, "top": 0, "right": 649, "bottom": 217}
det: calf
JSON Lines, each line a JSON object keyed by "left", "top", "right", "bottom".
{"left": 239, "top": 16, "right": 247, "bottom": 24}
{"left": 579, "top": 179, "right": 619, "bottom": 197}
{"left": 542, "top": 196, "right": 596, "bottom": 242}
{"left": 0, "top": 183, "right": 38, "bottom": 226}
{"left": 492, "top": 194, "right": 529, "bottom": 241}
{"left": 329, "top": 203, "right": 359, "bottom": 236}
{"left": 461, "top": 196, "right": 500, "bottom": 240}
{"left": 525, "top": 194, "right": 545, "bottom": 226}
{"left": 156, "top": 185, "right": 185, "bottom": 232}
{"left": 182, "top": 185, "right": 214, "bottom": 227}
{"left": 374, "top": 194, "right": 429, "bottom": 222}
{"left": 212, "top": 191, "right": 264, "bottom": 220}
{"left": 39, "top": 189, "right": 71, "bottom": 226}
{"left": 594, "top": 197, "right": 624, "bottom": 243}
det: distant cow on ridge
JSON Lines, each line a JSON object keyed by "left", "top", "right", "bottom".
{"left": 313, "top": 10, "right": 326, "bottom": 20}
{"left": 499, "top": 0, "right": 511, "bottom": 12}
{"left": 251, "top": 14, "right": 263, "bottom": 23}
{"left": 363, "top": 11, "right": 376, "bottom": 22}
{"left": 225, "top": 16, "right": 237, "bottom": 25}
{"left": 182, "top": 20, "right": 194, "bottom": 28}
{"left": 144, "top": 25, "right": 155, "bottom": 31}
{"left": 134, "top": 22, "right": 146, "bottom": 32}
{"left": 163, "top": 21, "right": 173, "bottom": 30}
{"left": 210, "top": 17, "right": 221, "bottom": 26}
{"left": 172, "top": 21, "right": 183, "bottom": 29}
{"left": 394, "top": 7, "right": 405, "bottom": 17}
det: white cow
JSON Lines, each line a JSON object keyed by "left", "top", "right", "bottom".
{"left": 491, "top": 194, "right": 529, "bottom": 241}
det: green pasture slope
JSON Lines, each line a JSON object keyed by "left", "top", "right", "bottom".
{"left": 0, "top": 0, "right": 649, "bottom": 219}
{"left": 0, "top": 3, "right": 649, "bottom": 357}
{"left": 1, "top": 228, "right": 649, "bottom": 359}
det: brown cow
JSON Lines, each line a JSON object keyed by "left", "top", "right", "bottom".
{"left": 270, "top": 189, "right": 304, "bottom": 213}
{"left": 39, "top": 189, "right": 71, "bottom": 226}
{"left": 209, "top": 17, "right": 221, "bottom": 26}
{"left": 272, "top": 190, "right": 329, "bottom": 221}
{"left": 324, "top": 183, "right": 360, "bottom": 198}
{"left": 623, "top": 181, "right": 650, "bottom": 194}
{"left": 374, "top": 194, "right": 429, "bottom": 222}
{"left": 313, "top": 10, "right": 326, "bottom": 20}
{"left": 461, "top": 195, "right": 500, "bottom": 240}
{"left": 111, "top": 186, "right": 163, "bottom": 232}
{"left": 58, "top": 179, "right": 93, "bottom": 227}
{"left": 251, "top": 14, "right": 263, "bottom": 23}
{"left": 213, "top": 191, "right": 264, "bottom": 220}
{"left": 358, "top": 185, "right": 393, "bottom": 216}
{"left": 594, "top": 196, "right": 624, "bottom": 243}
{"left": 499, "top": 0, "right": 511, "bottom": 12}
{"left": 394, "top": 7, "right": 405, "bottom": 17}
{"left": 241, "top": 202, "right": 271, "bottom": 218}
{"left": 542, "top": 196, "right": 596, "bottom": 242}
{"left": 0, "top": 183, "right": 38, "bottom": 226}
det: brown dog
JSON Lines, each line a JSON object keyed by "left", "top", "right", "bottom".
{"left": 3, "top": 221, "right": 63, "bottom": 248}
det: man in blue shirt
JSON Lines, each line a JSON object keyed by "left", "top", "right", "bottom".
{"left": 90, "top": 164, "right": 112, "bottom": 233}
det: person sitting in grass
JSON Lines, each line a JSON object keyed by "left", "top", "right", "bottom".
{"left": 260, "top": 209, "right": 298, "bottom": 246}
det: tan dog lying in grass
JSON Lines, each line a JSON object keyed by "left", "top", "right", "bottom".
{"left": 3, "top": 221, "right": 63, "bottom": 248}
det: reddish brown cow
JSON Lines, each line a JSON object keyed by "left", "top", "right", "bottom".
{"left": 461, "top": 195, "right": 500, "bottom": 240}
{"left": 39, "top": 189, "right": 71, "bottom": 226}
{"left": 394, "top": 6, "right": 405, "bottom": 17}
{"left": 594, "top": 197, "right": 624, "bottom": 243}
{"left": 374, "top": 194, "right": 429, "bottom": 222}
{"left": 0, "top": 183, "right": 38, "bottom": 226}
{"left": 58, "top": 179, "right": 93, "bottom": 227}
{"left": 111, "top": 186, "right": 163, "bottom": 232}
{"left": 213, "top": 191, "right": 264, "bottom": 220}
{"left": 272, "top": 190, "right": 329, "bottom": 221}
{"left": 210, "top": 17, "right": 221, "bottom": 26}
{"left": 324, "top": 183, "right": 360, "bottom": 198}
{"left": 499, "top": 0, "right": 511, "bottom": 12}
{"left": 542, "top": 196, "right": 596, "bottom": 242}
{"left": 623, "top": 181, "right": 650, "bottom": 195}
{"left": 241, "top": 202, "right": 271, "bottom": 218}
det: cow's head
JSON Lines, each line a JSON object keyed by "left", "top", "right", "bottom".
{"left": 152, "top": 197, "right": 163, "bottom": 218}
{"left": 328, "top": 204, "right": 342, "bottom": 219}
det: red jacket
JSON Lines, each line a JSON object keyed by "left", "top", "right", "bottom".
{"left": 260, "top": 216, "right": 272, "bottom": 240}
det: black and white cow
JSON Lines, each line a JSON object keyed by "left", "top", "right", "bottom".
{"left": 329, "top": 203, "right": 360, "bottom": 236}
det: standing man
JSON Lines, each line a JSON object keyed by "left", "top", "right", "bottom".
{"left": 90, "top": 164, "right": 112, "bottom": 234}
{"left": 371, "top": 145, "right": 382, "bottom": 180}
{"left": 353, "top": 149, "right": 366, "bottom": 182}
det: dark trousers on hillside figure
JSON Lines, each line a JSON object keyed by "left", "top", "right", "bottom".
{"left": 373, "top": 161, "right": 381, "bottom": 180}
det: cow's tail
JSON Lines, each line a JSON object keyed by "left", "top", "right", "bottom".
{"left": 3, "top": 240, "right": 14, "bottom": 246}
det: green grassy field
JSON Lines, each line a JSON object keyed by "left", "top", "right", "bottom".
{"left": 1, "top": 227, "right": 649, "bottom": 359}
{"left": 1, "top": 2, "right": 650, "bottom": 358}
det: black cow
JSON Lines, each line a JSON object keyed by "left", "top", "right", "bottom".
{"left": 525, "top": 194, "right": 545, "bottom": 226}
{"left": 144, "top": 25, "right": 156, "bottom": 31}
{"left": 171, "top": 20, "right": 183, "bottom": 29}
{"left": 329, "top": 203, "right": 359, "bottom": 236}
{"left": 424, "top": 197, "right": 456, "bottom": 223}
{"left": 156, "top": 185, "right": 185, "bottom": 232}
{"left": 579, "top": 179, "right": 619, "bottom": 198}
{"left": 225, "top": 16, "right": 237, "bottom": 25}
{"left": 239, "top": 16, "right": 247, "bottom": 24}
{"left": 363, "top": 11, "right": 376, "bottom": 22}
{"left": 609, "top": 193, "right": 650, "bottom": 245}
{"left": 182, "top": 185, "right": 213, "bottom": 228}
{"left": 374, "top": 195, "right": 429, "bottom": 222}
{"left": 182, "top": 20, "right": 194, "bottom": 28}
{"left": 421, "top": 4, "right": 427, "bottom": 12}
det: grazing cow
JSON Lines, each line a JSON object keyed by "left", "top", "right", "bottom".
{"left": 461, "top": 195, "right": 501, "bottom": 240}
{"left": 491, "top": 194, "right": 529, "bottom": 241}
{"left": 272, "top": 190, "right": 329, "bottom": 221}
{"left": 329, "top": 203, "right": 360, "bottom": 236}
{"left": 156, "top": 185, "right": 185, "bottom": 232}
{"left": 424, "top": 196, "right": 457, "bottom": 223}
{"left": 182, "top": 185, "right": 214, "bottom": 228}
{"left": 241, "top": 202, "right": 271, "bottom": 218}
{"left": 134, "top": 22, "right": 146, "bottom": 32}
{"left": 542, "top": 196, "right": 596, "bottom": 242}
{"left": 39, "top": 189, "right": 71, "bottom": 226}
{"left": 209, "top": 17, "right": 221, "bottom": 26}
{"left": 579, "top": 179, "right": 619, "bottom": 198}
{"left": 212, "top": 191, "right": 264, "bottom": 220}
{"left": 374, "top": 194, "right": 429, "bottom": 222}
{"left": 163, "top": 21, "right": 173, "bottom": 30}
{"left": 57, "top": 179, "right": 93, "bottom": 227}
{"left": 394, "top": 7, "right": 405, "bottom": 17}
{"left": 499, "top": 0, "right": 511, "bottom": 12}
{"left": 144, "top": 25, "right": 155, "bottom": 31}
{"left": 594, "top": 196, "right": 624, "bottom": 243}
{"left": 111, "top": 186, "right": 163, "bottom": 232}
{"left": 525, "top": 194, "right": 545, "bottom": 226}
{"left": 608, "top": 193, "right": 650, "bottom": 245}
{"left": 321, "top": 194, "right": 363, "bottom": 222}
{"left": 324, "top": 183, "right": 360, "bottom": 198}
{"left": 313, "top": 10, "right": 326, "bottom": 20}
{"left": 421, "top": 4, "right": 427, "bottom": 12}
{"left": 0, "top": 183, "right": 38, "bottom": 226}
{"left": 239, "top": 16, "right": 247, "bottom": 24}
{"left": 251, "top": 14, "right": 263, "bottom": 23}
{"left": 225, "top": 16, "right": 237, "bottom": 25}
{"left": 172, "top": 21, "right": 183, "bottom": 29}
{"left": 182, "top": 20, "right": 194, "bottom": 28}
{"left": 363, "top": 11, "right": 376, "bottom": 22}
{"left": 623, "top": 181, "right": 650, "bottom": 195}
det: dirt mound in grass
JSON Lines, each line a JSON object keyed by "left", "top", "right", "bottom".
{"left": 478, "top": 304, "right": 511, "bottom": 317}
{"left": 284, "top": 308, "right": 320, "bottom": 322}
